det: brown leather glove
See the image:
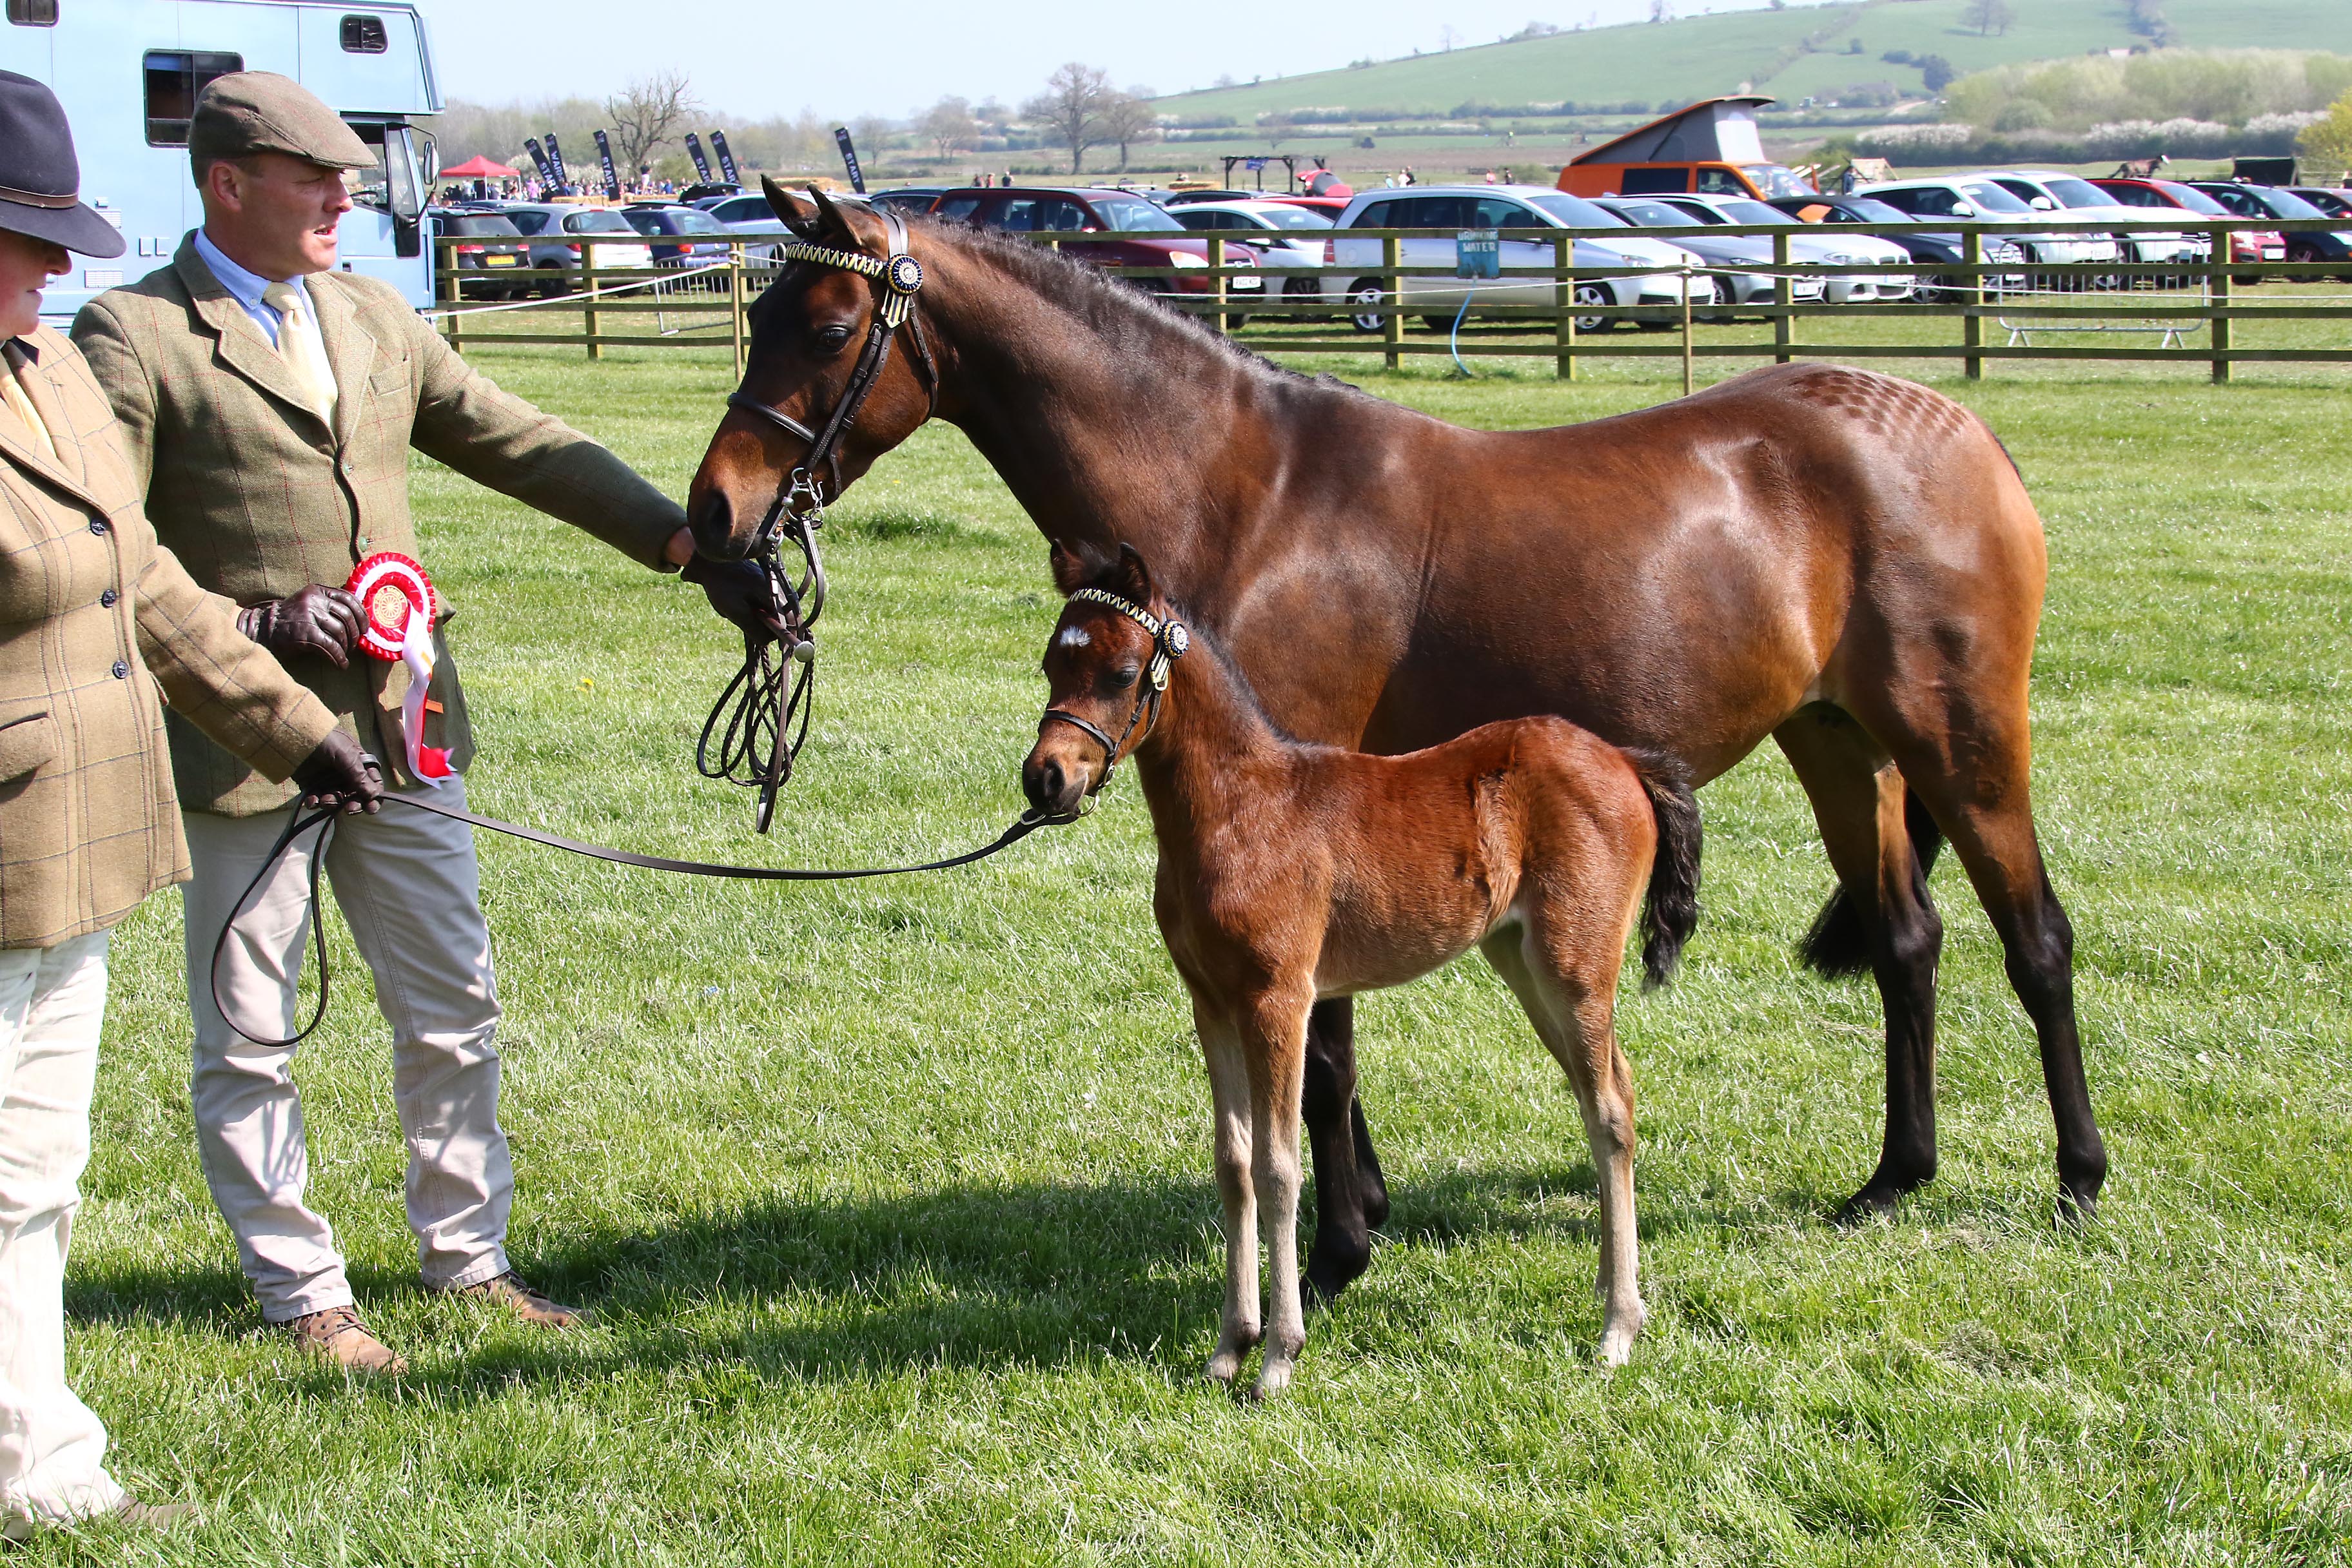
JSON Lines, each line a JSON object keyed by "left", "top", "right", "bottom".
{"left": 238, "top": 586, "right": 366, "bottom": 669}
{"left": 291, "top": 730, "right": 382, "bottom": 815}
{"left": 680, "top": 555, "right": 791, "bottom": 641}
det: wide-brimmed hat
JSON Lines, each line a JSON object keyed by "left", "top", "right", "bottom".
{"left": 0, "top": 70, "right": 126, "bottom": 259}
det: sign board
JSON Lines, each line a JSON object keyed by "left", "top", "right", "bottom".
{"left": 834, "top": 128, "right": 867, "bottom": 194}
{"left": 1456, "top": 229, "right": 1501, "bottom": 279}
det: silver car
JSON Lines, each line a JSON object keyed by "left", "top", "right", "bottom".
{"left": 1656, "top": 193, "right": 1914, "bottom": 303}
{"left": 1325, "top": 185, "right": 1715, "bottom": 333}
{"left": 1984, "top": 170, "right": 2206, "bottom": 273}
{"left": 491, "top": 203, "right": 654, "bottom": 295}
{"left": 1859, "top": 177, "right": 2121, "bottom": 283}
{"left": 1166, "top": 199, "right": 1333, "bottom": 314}
{"left": 1596, "top": 197, "right": 1825, "bottom": 315}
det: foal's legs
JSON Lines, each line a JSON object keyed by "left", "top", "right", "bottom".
{"left": 1776, "top": 707, "right": 1946, "bottom": 1219}
{"left": 1301, "top": 997, "right": 1389, "bottom": 1308}
{"left": 1480, "top": 928, "right": 1644, "bottom": 1365}
{"left": 1243, "top": 988, "right": 1314, "bottom": 1400}
{"left": 1192, "top": 1002, "right": 1262, "bottom": 1386}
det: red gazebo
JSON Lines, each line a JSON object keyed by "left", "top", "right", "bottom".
{"left": 441, "top": 155, "right": 519, "bottom": 179}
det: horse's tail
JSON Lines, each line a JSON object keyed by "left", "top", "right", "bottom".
{"left": 1628, "top": 752, "right": 1702, "bottom": 991}
{"left": 1796, "top": 785, "right": 1945, "bottom": 978}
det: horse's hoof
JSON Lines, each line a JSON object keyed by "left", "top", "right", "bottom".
{"left": 1203, "top": 1351, "right": 1243, "bottom": 1386}
{"left": 1834, "top": 1177, "right": 1923, "bottom": 1226}
{"left": 1247, "top": 1364, "right": 1293, "bottom": 1402}
{"left": 2055, "top": 1187, "right": 2100, "bottom": 1228}
{"left": 1598, "top": 1333, "right": 1636, "bottom": 1369}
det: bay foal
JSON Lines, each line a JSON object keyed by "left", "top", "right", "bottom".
{"left": 1024, "top": 545, "right": 1701, "bottom": 1396}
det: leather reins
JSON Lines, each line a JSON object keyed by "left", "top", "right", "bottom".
{"left": 698, "top": 202, "right": 939, "bottom": 832}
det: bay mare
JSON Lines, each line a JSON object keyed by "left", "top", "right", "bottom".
{"left": 1023, "top": 543, "right": 1703, "bottom": 1394}
{"left": 688, "top": 182, "right": 2107, "bottom": 1302}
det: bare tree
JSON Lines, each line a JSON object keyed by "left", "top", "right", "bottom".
{"left": 602, "top": 70, "right": 696, "bottom": 183}
{"left": 1961, "top": 0, "right": 2014, "bottom": 36}
{"left": 1023, "top": 62, "right": 1112, "bottom": 175}
{"left": 1100, "top": 89, "right": 1159, "bottom": 173}
{"left": 917, "top": 96, "right": 977, "bottom": 162}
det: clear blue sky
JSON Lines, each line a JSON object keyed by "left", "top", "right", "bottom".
{"left": 420, "top": 0, "right": 1805, "bottom": 121}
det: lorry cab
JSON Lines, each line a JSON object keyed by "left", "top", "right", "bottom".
{"left": 3, "top": 0, "right": 442, "bottom": 321}
{"left": 1555, "top": 95, "right": 1816, "bottom": 203}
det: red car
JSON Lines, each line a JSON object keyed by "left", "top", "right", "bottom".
{"left": 2091, "top": 177, "right": 2284, "bottom": 275}
{"left": 921, "top": 186, "right": 1260, "bottom": 314}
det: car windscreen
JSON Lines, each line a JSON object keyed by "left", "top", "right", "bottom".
{"left": 2242, "top": 186, "right": 2326, "bottom": 219}
{"left": 1607, "top": 201, "right": 1698, "bottom": 226}
{"left": 2296, "top": 188, "right": 2352, "bottom": 216}
{"left": 446, "top": 215, "right": 522, "bottom": 237}
{"left": 1248, "top": 206, "right": 1330, "bottom": 230}
{"left": 564, "top": 210, "right": 635, "bottom": 233}
{"left": 1955, "top": 181, "right": 2034, "bottom": 214}
{"left": 1823, "top": 198, "right": 1910, "bottom": 223}
{"left": 2040, "top": 177, "right": 2113, "bottom": 210}
{"left": 667, "top": 208, "right": 727, "bottom": 233}
{"left": 2150, "top": 182, "right": 2230, "bottom": 215}
{"left": 1095, "top": 196, "right": 1179, "bottom": 231}
{"left": 620, "top": 210, "right": 665, "bottom": 233}
{"left": 1711, "top": 198, "right": 1796, "bottom": 225}
{"left": 1525, "top": 192, "right": 1619, "bottom": 227}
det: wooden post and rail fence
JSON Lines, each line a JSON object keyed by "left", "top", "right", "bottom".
{"left": 433, "top": 217, "right": 2352, "bottom": 386}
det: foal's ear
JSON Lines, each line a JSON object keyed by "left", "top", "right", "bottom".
{"left": 1048, "top": 538, "right": 1088, "bottom": 594}
{"left": 1115, "top": 542, "right": 1155, "bottom": 605}
{"left": 763, "top": 175, "right": 822, "bottom": 240}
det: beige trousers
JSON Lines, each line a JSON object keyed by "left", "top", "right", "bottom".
{"left": 0, "top": 930, "right": 127, "bottom": 1524}
{"left": 181, "top": 780, "right": 512, "bottom": 1322}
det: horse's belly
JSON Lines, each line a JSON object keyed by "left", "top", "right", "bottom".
{"left": 1313, "top": 894, "right": 1494, "bottom": 998}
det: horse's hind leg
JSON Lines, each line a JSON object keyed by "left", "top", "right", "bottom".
{"left": 1481, "top": 928, "right": 1645, "bottom": 1365}
{"left": 1300, "top": 997, "right": 1387, "bottom": 1308}
{"left": 1776, "top": 707, "right": 1946, "bottom": 1219}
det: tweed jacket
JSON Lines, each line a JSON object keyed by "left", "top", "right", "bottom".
{"left": 71, "top": 237, "right": 686, "bottom": 815}
{"left": 0, "top": 328, "right": 335, "bottom": 948}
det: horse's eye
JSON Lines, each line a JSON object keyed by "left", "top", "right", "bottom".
{"left": 814, "top": 324, "right": 853, "bottom": 351}
{"left": 1109, "top": 664, "right": 1141, "bottom": 690}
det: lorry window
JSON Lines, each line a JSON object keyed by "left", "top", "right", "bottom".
{"left": 1622, "top": 168, "right": 1691, "bottom": 195}
{"left": 7, "top": 1, "right": 60, "bottom": 26}
{"left": 340, "top": 15, "right": 387, "bottom": 52}
{"left": 144, "top": 51, "right": 243, "bottom": 146}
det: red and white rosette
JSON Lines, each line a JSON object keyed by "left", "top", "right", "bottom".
{"left": 344, "top": 552, "right": 454, "bottom": 785}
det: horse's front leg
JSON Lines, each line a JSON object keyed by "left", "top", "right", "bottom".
{"left": 1193, "top": 1003, "right": 1260, "bottom": 1387}
{"left": 1247, "top": 987, "right": 1314, "bottom": 1400}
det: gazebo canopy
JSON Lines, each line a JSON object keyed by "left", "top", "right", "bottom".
{"left": 442, "top": 155, "right": 519, "bottom": 179}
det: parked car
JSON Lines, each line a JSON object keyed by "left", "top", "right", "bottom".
{"left": 620, "top": 203, "right": 736, "bottom": 276}
{"left": 492, "top": 203, "right": 656, "bottom": 295}
{"left": 1649, "top": 192, "right": 1912, "bottom": 302}
{"left": 2183, "top": 181, "right": 2352, "bottom": 277}
{"left": 1260, "top": 194, "right": 1352, "bottom": 219}
{"left": 427, "top": 208, "right": 530, "bottom": 299}
{"left": 1166, "top": 199, "right": 1335, "bottom": 314}
{"left": 1769, "top": 193, "right": 2028, "bottom": 302}
{"left": 1322, "top": 185, "right": 1714, "bottom": 333}
{"left": 1594, "top": 196, "right": 1824, "bottom": 315}
{"left": 870, "top": 185, "right": 949, "bottom": 218}
{"left": 2090, "top": 177, "right": 2283, "bottom": 275}
{"left": 2287, "top": 186, "right": 2352, "bottom": 220}
{"left": 678, "top": 181, "right": 742, "bottom": 205}
{"left": 1859, "top": 176, "right": 2119, "bottom": 289}
{"left": 1981, "top": 170, "right": 2204, "bottom": 274}
{"left": 1161, "top": 189, "right": 1258, "bottom": 207}
{"left": 698, "top": 190, "right": 792, "bottom": 262}
{"left": 920, "top": 186, "right": 1264, "bottom": 320}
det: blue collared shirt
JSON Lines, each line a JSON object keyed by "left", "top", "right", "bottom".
{"left": 193, "top": 230, "right": 316, "bottom": 350}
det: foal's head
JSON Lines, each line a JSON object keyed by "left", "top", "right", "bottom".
{"left": 1022, "top": 542, "right": 1190, "bottom": 820}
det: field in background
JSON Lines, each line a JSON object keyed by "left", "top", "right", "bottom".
{"left": 1151, "top": 0, "right": 2352, "bottom": 127}
{"left": 47, "top": 346, "right": 2352, "bottom": 1564}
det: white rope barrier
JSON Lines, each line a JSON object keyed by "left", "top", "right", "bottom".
{"left": 417, "top": 258, "right": 740, "bottom": 322}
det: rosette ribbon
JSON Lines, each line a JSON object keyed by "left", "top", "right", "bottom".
{"left": 345, "top": 552, "right": 454, "bottom": 785}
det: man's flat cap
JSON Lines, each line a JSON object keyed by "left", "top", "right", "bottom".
{"left": 190, "top": 72, "right": 375, "bottom": 170}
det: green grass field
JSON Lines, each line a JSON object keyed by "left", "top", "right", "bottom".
{"left": 1152, "top": 0, "right": 2352, "bottom": 125}
{"left": 38, "top": 335, "right": 2352, "bottom": 1563}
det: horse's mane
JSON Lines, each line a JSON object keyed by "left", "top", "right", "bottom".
{"left": 918, "top": 216, "right": 1369, "bottom": 404}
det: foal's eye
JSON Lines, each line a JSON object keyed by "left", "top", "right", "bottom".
{"left": 1108, "top": 664, "right": 1141, "bottom": 690}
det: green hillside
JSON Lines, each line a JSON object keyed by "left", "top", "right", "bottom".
{"left": 1155, "top": 0, "right": 2352, "bottom": 122}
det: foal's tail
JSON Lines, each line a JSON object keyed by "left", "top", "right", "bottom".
{"left": 1628, "top": 752, "right": 1703, "bottom": 991}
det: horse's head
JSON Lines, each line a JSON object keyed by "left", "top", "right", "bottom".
{"left": 688, "top": 177, "right": 940, "bottom": 559}
{"left": 1024, "top": 542, "right": 1188, "bottom": 819}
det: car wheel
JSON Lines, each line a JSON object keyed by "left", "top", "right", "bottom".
{"left": 1281, "top": 274, "right": 1321, "bottom": 322}
{"left": 1346, "top": 279, "right": 1387, "bottom": 333}
{"left": 1697, "top": 274, "right": 1737, "bottom": 323}
{"left": 1572, "top": 282, "right": 1613, "bottom": 333}
{"left": 1422, "top": 313, "right": 1458, "bottom": 333}
{"left": 1222, "top": 313, "right": 1250, "bottom": 331}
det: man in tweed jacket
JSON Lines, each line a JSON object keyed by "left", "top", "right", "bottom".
{"left": 72, "top": 73, "right": 770, "bottom": 1372}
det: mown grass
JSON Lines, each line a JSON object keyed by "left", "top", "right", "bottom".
{"left": 40, "top": 339, "right": 2352, "bottom": 1564}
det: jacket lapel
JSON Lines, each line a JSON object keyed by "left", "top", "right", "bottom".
{"left": 0, "top": 342, "right": 109, "bottom": 513}
{"left": 308, "top": 275, "right": 375, "bottom": 453}
{"left": 172, "top": 239, "right": 334, "bottom": 435}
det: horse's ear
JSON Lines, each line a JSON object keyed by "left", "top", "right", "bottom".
{"left": 808, "top": 184, "right": 862, "bottom": 246}
{"left": 763, "top": 175, "right": 821, "bottom": 239}
{"left": 1048, "top": 539, "right": 1087, "bottom": 594}
{"left": 1115, "top": 542, "right": 1154, "bottom": 605}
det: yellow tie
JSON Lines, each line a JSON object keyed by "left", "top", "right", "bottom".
{"left": 0, "top": 366, "right": 57, "bottom": 465}
{"left": 260, "top": 280, "right": 338, "bottom": 426}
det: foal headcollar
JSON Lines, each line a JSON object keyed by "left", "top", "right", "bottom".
{"left": 1039, "top": 587, "right": 1191, "bottom": 801}
{"left": 1067, "top": 587, "right": 1191, "bottom": 692}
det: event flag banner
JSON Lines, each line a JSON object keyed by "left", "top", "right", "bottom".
{"left": 523, "top": 137, "right": 556, "bottom": 188}
{"left": 592, "top": 128, "right": 621, "bottom": 200}
{"left": 685, "top": 133, "right": 714, "bottom": 183}
{"left": 834, "top": 126, "right": 867, "bottom": 194}
{"left": 544, "top": 132, "right": 573, "bottom": 193}
{"left": 710, "top": 131, "right": 741, "bottom": 185}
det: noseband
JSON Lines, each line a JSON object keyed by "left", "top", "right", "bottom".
{"left": 1041, "top": 587, "right": 1191, "bottom": 797}
{"left": 700, "top": 201, "right": 941, "bottom": 832}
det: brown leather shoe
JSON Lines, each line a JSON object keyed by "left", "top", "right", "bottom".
{"left": 283, "top": 1305, "right": 407, "bottom": 1373}
{"left": 444, "top": 1270, "right": 585, "bottom": 1328}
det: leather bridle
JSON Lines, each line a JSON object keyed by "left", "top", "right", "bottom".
{"left": 1040, "top": 587, "right": 1191, "bottom": 799}
{"left": 699, "top": 201, "right": 941, "bottom": 832}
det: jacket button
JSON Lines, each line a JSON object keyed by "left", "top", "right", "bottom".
{"left": 341, "top": 460, "right": 356, "bottom": 475}
{"left": 88, "top": 519, "right": 108, "bottom": 536}
{"left": 111, "top": 660, "right": 128, "bottom": 679}
{"left": 99, "top": 589, "right": 117, "bottom": 607}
